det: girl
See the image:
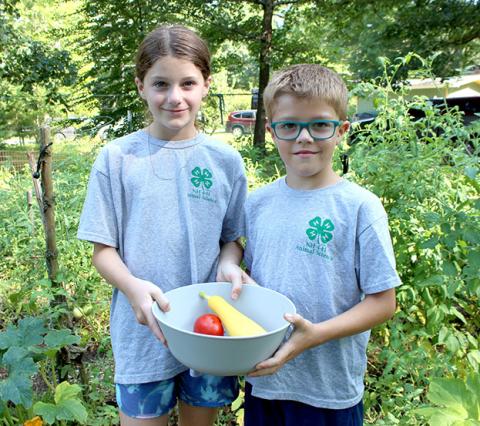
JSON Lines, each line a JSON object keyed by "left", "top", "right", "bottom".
{"left": 78, "top": 25, "right": 252, "bottom": 426}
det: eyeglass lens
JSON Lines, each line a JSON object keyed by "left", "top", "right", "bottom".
{"left": 275, "top": 121, "right": 336, "bottom": 140}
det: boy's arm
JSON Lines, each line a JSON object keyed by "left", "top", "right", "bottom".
{"left": 216, "top": 239, "right": 256, "bottom": 299}
{"left": 248, "top": 288, "right": 396, "bottom": 377}
{"left": 92, "top": 243, "right": 170, "bottom": 344}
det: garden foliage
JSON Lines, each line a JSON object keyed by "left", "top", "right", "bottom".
{"left": 0, "top": 58, "right": 479, "bottom": 424}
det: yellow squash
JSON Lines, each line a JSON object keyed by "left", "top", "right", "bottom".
{"left": 199, "top": 292, "right": 266, "bottom": 336}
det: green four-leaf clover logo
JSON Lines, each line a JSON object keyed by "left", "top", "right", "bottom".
{"left": 191, "top": 167, "right": 213, "bottom": 189}
{"left": 306, "top": 216, "right": 334, "bottom": 244}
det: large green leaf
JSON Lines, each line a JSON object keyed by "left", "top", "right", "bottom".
{"left": 0, "top": 317, "right": 46, "bottom": 350}
{"left": 428, "top": 379, "right": 469, "bottom": 416}
{"left": 44, "top": 329, "right": 80, "bottom": 349}
{"left": 0, "top": 347, "right": 37, "bottom": 407}
{"left": 33, "top": 382, "right": 88, "bottom": 425}
{"left": 465, "top": 374, "right": 480, "bottom": 420}
{"left": 416, "top": 375, "right": 480, "bottom": 424}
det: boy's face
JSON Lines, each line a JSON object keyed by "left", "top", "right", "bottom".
{"left": 267, "top": 94, "right": 350, "bottom": 190}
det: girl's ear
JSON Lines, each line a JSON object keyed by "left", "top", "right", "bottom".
{"left": 135, "top": 77, "right": 146, "bottom": 99}
{"left": 202, "top": 76, "right": 212, "bottom": 98}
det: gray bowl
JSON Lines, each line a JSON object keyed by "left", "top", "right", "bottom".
{"left": 152, "top": 282, "right": 296, "bottom": 376}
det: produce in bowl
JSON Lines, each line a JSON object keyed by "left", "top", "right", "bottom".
{"left": 152, "top": 282, "right": 296, "bottom": 376}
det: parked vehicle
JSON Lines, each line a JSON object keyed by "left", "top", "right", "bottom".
{"left": 349, "top": 96, "right": 480, "bottom": 149}
{"left": 225, "top": 110, "right": 256, "bottom": 137}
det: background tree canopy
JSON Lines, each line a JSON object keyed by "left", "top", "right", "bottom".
{"left": 1, "top": 0, "right": 479, "bottom": 142}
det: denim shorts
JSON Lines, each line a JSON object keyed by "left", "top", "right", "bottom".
{"left": 244, "top": 382, "right": 363, "bottom": 426}
{"left": 115, "top": 370, "right": 239, "bottom": 419}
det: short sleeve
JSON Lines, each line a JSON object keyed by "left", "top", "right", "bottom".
{"left": 77, "top": 151, "right": 119, "bottom": 247}
{"left": 356, "top": 215, "right": 401, "bottom": 294}
{"left": 220, "top": 168, "right": 247, "bottom": 243}
{"left": 243, "top": 202, "right": 253, "bottom": 270}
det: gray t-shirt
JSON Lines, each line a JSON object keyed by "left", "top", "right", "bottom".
{"left": 77, "top": 130, "right": 247, "bottom": 384}
{"left": 244, "top": 177, "right": 401, "bottom": 409}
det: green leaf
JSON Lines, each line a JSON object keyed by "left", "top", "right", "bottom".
{"left": 463, "top": 229, "right": 480, "bottom": 245}
{"left": 54, "top": 381, "right": 82, "bottom": 404}
{"left": 33, "top": 401, "right": 58, "bottom": 424}
{"left": 419, "top": 275, "right": 444, "bottom": 287}
{"left": 33, "top": 382, "right": 88, "bottom": 424}
{"left": 0, "top": 346, "right": 38, "bottom": 407}
{"left": 0, "top": 372, "right": 33, "bottom": 408}
{"left": 427, "top": 378, "right": 472, "bottom": 419}
{"left": 414, "top": 407, "right": 462, "bottom": 425}
{"left": 464, "top": 166, "right": 478, "bottom": 180}
{"left": 449, "top": 307, "right": 467, "bottom": 325}
{"left": 420, "top": 237, "right": 440, "bottom": 249}
{"left": 44, "top": 329, "right": 80, "bottom": 349}
{"left": 467, "top": 251, "right": 480, "bottom": 269}
{"left": 442, "top": 261, "right": 457, "bottom": 276}
{"left": 424, "top": 212, "right": 441, "bottom": 224}
{"left": 445, "top": 335, "right": 460, "bottom": 353}
{"left": 2, "top": 346, "right": 37, "bottom": 376}
{"left": 0, "top": 347, "right": 37, "bottom": 407}
{"left": 0, "top": 317, "right": 46, "bottom": 350}
{"left": 465, "top": 374, "right": 480, "bottom": 419}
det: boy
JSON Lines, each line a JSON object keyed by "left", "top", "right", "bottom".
{"left": 243, "top": 64, "right": 401, "bottom": 426}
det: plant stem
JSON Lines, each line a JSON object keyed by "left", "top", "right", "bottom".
{"left": 39, "top": 362, "right": 56, "bottom": 393}
{"left": 2, "top": 404, "right": 15, "bottom": 426}
{"left": 50, "top": 358, "right": 58, "bottom": 388}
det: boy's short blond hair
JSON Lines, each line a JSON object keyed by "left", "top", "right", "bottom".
{"left": 263, "top": 64, "right": 348, "bottom": 121}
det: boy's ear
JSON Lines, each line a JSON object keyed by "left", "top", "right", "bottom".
{"left": 339, "top": 120, "right": 350, "bottom": 136}
{"left": 265, "top": 121, "right": 274, "bottom": 138}
{"left": 335, "top": 120, "right": 350, "bottom": 144}
{"left": 135, "top": 77, "right": 146, "bottom": 99}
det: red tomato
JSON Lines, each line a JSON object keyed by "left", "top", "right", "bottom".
{"left": 193, "top": 314, "right": 224, "bottom": 336}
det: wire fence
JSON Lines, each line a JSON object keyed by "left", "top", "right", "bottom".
{"left": 0, "top": 150, "right": 70, "bottom": 171}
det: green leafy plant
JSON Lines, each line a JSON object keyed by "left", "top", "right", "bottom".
{"left": 0, "top": 317, "right": 85, "bottom": 425}
{"left": 349, "top": 56, "right": 479, "bottom": 424}
{"left": 414, "top": 373, "right": 480, "bottom": 425}
{"left": 33, "top": 381, "right": 88, "bottom": 425}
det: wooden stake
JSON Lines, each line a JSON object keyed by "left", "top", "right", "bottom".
{"left": 26, "top": 190, "right": 34, "bottom": 234}
{"left": 39, "top": 126, "right": 58, "bottom": 283}
{"left": 27, "top": 152, "right": 44, "bottom": 222}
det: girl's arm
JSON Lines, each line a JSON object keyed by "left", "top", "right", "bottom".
{"left": 92, "top": 243, "right": 170, "bottom": 344}
{"left": 248, "top": 288, "right": 397, "bottom": 377}
{"left": 216, "top": 239, "right": 256, "bottom": 299}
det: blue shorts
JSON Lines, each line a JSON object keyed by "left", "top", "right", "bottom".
{"left": 116, "top": 371, "right": 239, "bottom": 419}
{"left": 244, "top": 382, "right": 363, "bottom": 426}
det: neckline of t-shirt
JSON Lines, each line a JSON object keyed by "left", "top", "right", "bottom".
{"left": 278, "top": 176, "right": 348, "bottom": 196}
{"left": 137, "top": 129, "right": 205, "bottom": 148}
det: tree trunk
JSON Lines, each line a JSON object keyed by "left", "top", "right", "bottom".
{"left": 253, "top": 0, "right": 274, "bottom": 150}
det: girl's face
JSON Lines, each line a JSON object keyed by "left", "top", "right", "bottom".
{"left": 135, "top": 56, "right": 211, "bottom": 141}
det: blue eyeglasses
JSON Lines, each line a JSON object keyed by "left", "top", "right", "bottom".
{"left": 270, "top": 120, "right": 342, "bottom": 141}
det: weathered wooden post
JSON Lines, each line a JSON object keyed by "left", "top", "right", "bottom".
{"left": 38, "top": 126, "right": 59, "bottom": 283}
{"left": 27, "top": 152, "right": 44, "bottom": 218}
{"left": 30, "top": 127, "right": 76, "bottom": 380}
